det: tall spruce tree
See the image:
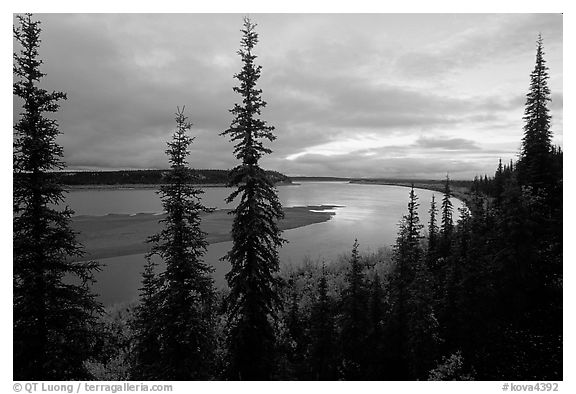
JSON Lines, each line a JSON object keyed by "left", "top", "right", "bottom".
{"left": 422, "top": 35, "right": 562, "bottom": 380}
{"left": 428, "top": 194, "right": 439, "bottom": 257}
{"left": 340, "top": 239, "right": 368, "bottom": 379}
{"left": 404, "top": 186, "right": 424, "bottom": 259}
{"left": 440, "top": 175, "right": 454, "bottom": 251}
{"left": 141, "top": 107, "right": 215, "bottom": 380}
{"left": 494, "top": 158, "right": 505, "bottom": 205}
{"left": 221, "top": 17, "right": 285, "bottom": 380}
{"left": 13, "top": 13, "right": 103, "bottom": 380}
{"left": 393, "top": 187, "right": 424, "bottom": 297}
{"left": 399, "top": 187, "right": 440, "bottom": 379}
{"left": 388, "top": 186, "right": 424, "bottom": 379}
{"left": 484, "top": 39, "right": 562, "bottom": 378}
{"left": 426, "top": 193, "right": 443, "bottom": 311}
{"left": 517, "top": 35, "right": 554, "bottom": 193}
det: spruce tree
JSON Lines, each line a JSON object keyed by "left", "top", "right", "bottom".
{"left": 13, "top": 13, "right": 102, "bottom": 380}
{"left": 393, "top": 187, "right": 424, "bottom": 295}
{"left": 427, "top": 194, "right": 439, "bottom": 258}
{"left": 395, "top": 187, "right": 425, "bottom": 297}
{"left": 131, "top": 260, "right": 161, "bottom": 380}
{"left": 388, "top": 186, "right": 424, "bottom": 379}
{"left": 489, "top": 108, "right": 561, "bottom": 380}
{"left": 419, "top": 36, "right": 562, "bottom": 380}
{"left": 340, "top": 239, "right": 368, "bottom": 379}
{"left": 514, "top": 36, "right": 561, "bottom": 380}
{"left": 407, "top": 258, "right": 440, "bottom": 379}
{"left": 427, "top": 194, "right": 443, "bottom": 311}
{"left": 308, "top": 264, "right": 336, "bottom": 380}
{"left": 399, "top": 187, "right": 440, "bottom": 379}
{"left": 405, "top": 186, "right": 424, "bottom": 257}
{"left": 143, "top": 107, "right": 215, "bottom": 380}
{"left": 284, "top": 276, "right": 305, "bottom": 378}
{"left": 440, "top": 175, "right": 454, "bottom": 253}
{"left": 365, "top": 272, "right": 387, "bottom": 379}
{"left": 494, "top": 158, "right": 505, "bottom": 205}
{"left": 221, "top": 17, "right": 285, "bottom": 380}
{"left": 517, "top": 35, "right": 554, "bottom": 193}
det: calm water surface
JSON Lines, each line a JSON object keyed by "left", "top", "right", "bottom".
{"left": 65, "top": 182, "right": 463, "bottom": 305}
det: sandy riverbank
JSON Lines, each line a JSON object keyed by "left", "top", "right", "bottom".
{"left": 72, "top": 205, "right": 339, "bottom": 261}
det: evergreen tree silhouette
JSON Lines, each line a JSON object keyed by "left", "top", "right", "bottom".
{"left": 13, "top": 13, "right": 102, "bottom": 380}
{"left": 221, "top": 17, "right": 285, "bottom": 380}
{"left": 387, "top": 186, "right": 424, "bottom": 379}
{"left": 138, "top": 108, "right": 215, "bottom": 380}
{"left": 339, "top": 240, "right": 368, "bottom": 379}
{"left": 131, "top": 259, "right": 161, "bottom": 379}
{"left": 517, "top": 35, "right": 554, "bottom": 193}
{"left": 427, "top": 194, "right": 439, "bottom": 263}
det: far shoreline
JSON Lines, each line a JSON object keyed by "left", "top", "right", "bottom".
{"left": 65, "top": 178, "right": 470, "bottom": 200}
{"left": 348, "top": 179, "right": 470, "bottom": 201}
{"left": 65, "top": 181, "right": 294, "bottom": 191}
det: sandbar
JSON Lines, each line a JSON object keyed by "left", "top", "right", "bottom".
{"left": 71, "top": 205, "right": 339, "bottom": 261}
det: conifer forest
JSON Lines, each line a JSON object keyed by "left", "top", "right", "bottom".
{"left": 13, "top": 14, "right": 563, "bottom": 382}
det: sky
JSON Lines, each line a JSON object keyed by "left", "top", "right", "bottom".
{"left": 12, "top": 13, "right": 563, "bottom": 179}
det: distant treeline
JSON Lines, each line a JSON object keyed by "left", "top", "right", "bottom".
{"left": 293, "top": 177, "right": 473, "bottom": 200}
{"left": 351, "top": 178, "right": 472, "bottom": 189}
{"left": 291, "top": 176, "right": 352, "bottom": 182}
{"left": 350, "top": 178, "right": 472, "bottom": 197}
{"left": 60, "top": 169, "right": 291, "bottom": 186}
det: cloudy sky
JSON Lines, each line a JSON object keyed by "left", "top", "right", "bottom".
{"left": 14, "top": 13, "right": 563, "bottom": 179}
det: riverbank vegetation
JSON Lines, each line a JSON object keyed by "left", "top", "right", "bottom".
{"left": 13, "top": 14, "right": 562, "bottom": 381}
{"left": 60, "top": 168, "right": 290, "bottom": 187}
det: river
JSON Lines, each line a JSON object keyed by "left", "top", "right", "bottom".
{"left": 65, "top": 182, "right": 464, "bottom": 305}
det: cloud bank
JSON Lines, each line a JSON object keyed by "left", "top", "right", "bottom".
{"left": 13, "top": 13, "right": 563, "bottom": 179}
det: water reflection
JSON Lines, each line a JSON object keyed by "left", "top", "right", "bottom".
{"left": 68, "top": 182, "right": 464, "bottom": 305}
